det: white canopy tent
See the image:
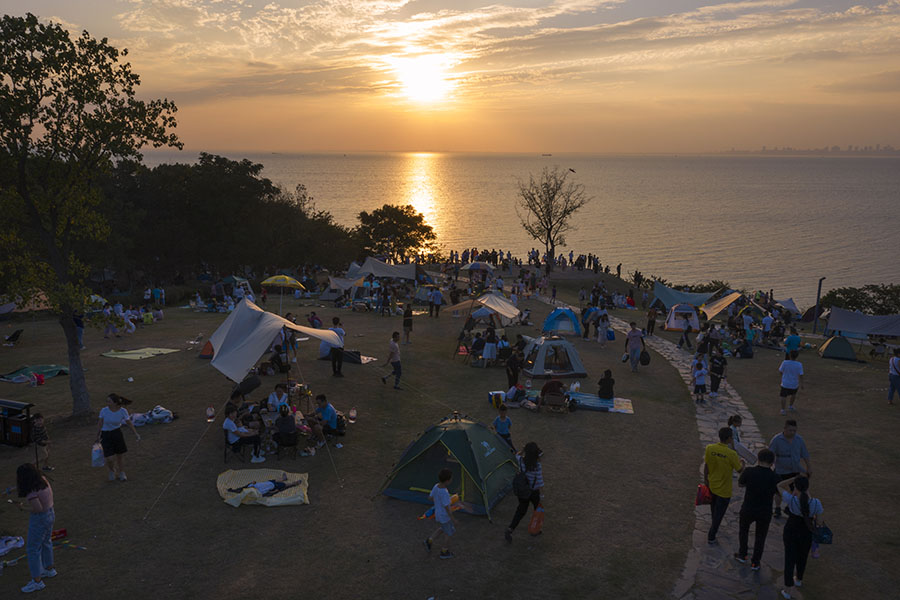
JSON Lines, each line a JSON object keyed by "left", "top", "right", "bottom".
{"left": 699, "top": 292, "right": 742, "bottom": 320}
{"left": 664, "top": 303, "right": 700, "bottom": 332}
{"left": 446, "top": 293, "right": 520, "bottom": 322}
{"left": 209, "top": 300, "right": 342, "bottom": 382}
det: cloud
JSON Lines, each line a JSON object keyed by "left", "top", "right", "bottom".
{"left": 821, "top": 70, "right": 900, "bottom": 93}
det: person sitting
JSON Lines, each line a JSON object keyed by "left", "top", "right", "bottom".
{"left": 307, "top": 311, "right": 323, "bottom": 328}
{"left": 267, "top": 384, "right": 290, "bottom": 412}
{"left": 514, "top": 334, "right": 527, "bottom": 353}
{"left": 734, "top": 335, "right": 754, "bottom": 359}
{"left": 273, "top": 405, "right": 298, "bottom": 448}
{"left": 270, "top": 345, "right": 291, "bottom": 374}
{"left": 227, "top": 472, "right": 302, "bottom": 496}
{"left": 223, "top": 407, "right": 265, "bottom": 463}
{"left": 470, "top": 332, "right": 486, "bottom": 359}
{"left": 307, "top": 394, "right": 340, "bottom": 448}
{"left": 539, "top": 379, "right": 566, "bottom": 408}
{"left": 870, "top": 337, "right": 887, "bottom": 358}
{"left": 597, "top": 369, "right": 615, "bottom": 400}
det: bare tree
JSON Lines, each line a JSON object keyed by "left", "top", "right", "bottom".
{"left": 516, "top": 166, "right": 591, "bottom": 271}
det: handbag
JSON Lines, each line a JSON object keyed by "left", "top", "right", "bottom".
{"left": 806, "top": 515, "right": 833, "bottom": 544}
{"left": 606, "top": 330, "right": 615, "bottom": 341}
{"left": 528, "top": 503, "right": 545, "bottom": 536}
{"left": 639, "top": 350, "right": 651, "bottom": 366}
{"left": 695, "top": 483, "right": 712, "bottom": 506}
{"left": 91, "top": 443, "right": 105, "bottom": 467}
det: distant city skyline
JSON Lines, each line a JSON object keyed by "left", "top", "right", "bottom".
{"left": 9, "top": 0, "right": 900, "bottom": 153}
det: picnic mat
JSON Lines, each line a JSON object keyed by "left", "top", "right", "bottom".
{"left": 1, "top": 364, "right": 69, "bottom": 383}
{"left": 524, "top": 390, "right": 635, "bottom": 414}
{"left": 216, "top": 469, "right": 309, "bottom": 508}
{"left": 101, "top": 348, "right": 180, "bottom": 360}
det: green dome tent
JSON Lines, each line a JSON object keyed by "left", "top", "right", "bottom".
{"left": 380, "top": 413, "right": 517, "bottom": 521}
{"left": 818, "top": 336, "right": 858, "bottom": 361}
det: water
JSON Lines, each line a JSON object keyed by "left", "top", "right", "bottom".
{"left": 143, "top": 152, "right": 900, "bottom": 305}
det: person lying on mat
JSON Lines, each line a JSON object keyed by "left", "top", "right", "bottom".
{"left": 227, "top": 473, "right": 301, "bottom": 496}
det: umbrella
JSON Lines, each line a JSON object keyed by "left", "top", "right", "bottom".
{"left": 460, "top": 262, "right": 494, "bottom": 273}
{"left": 260, "top": 275, "right": 305, "bottom": 314}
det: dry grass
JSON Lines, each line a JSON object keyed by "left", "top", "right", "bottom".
{"left": 0, "top": 288, "right": 698, "bottom": 599}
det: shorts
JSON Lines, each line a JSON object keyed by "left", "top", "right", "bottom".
{"left": 100, "top": 428, "right": 127, "bottom": 457}
{"left": 780, "top": 387, "right": 798, "bottom": 397}
{"left": 694, "top": 384, "right": 707, "bottom": 394}
{"left": 439, "top": 520, "right": 456, "bottom": 537}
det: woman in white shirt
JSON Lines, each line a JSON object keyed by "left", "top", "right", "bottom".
{"left": 95, "top": 394, "right": 141, "bottom": 481}
{"left": 776, "top": 475, "right": 824, "bottom": 599}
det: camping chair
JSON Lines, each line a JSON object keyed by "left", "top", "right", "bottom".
{"left": 541, "top": 391, "right": 569, "bottom": 414}
{"left": 223, "top": 429, "right": 248, "bottom": 463}
{"left": 275, "top": 432, "right": 299, "bottom": 460}
{"left": 4, "top": 329, "right": 23, "bottom": 346}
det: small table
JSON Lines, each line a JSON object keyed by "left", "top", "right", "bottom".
{"left": 0, "top": 399, "right": 35, "bottom": 447}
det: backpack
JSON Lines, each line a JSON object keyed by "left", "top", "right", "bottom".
{"left": 513, "top": 470, "right": 533, "bottom": 499}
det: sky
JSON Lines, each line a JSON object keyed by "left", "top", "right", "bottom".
{"left": 7, "top": 0, "right": 900, "bottom": 152}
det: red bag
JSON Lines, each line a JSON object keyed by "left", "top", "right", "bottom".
{"left": 528, "top": 503, "right": 545, "bottom": 536}
{"left": 695, "top": 484, "right": 712, "bottom": 506}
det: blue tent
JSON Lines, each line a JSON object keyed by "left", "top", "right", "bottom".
{"left": 542, "top": 307, "right": 581, "bottom": 335}
{"left": 651, "top": 281, "right": 714, "bottom": 310}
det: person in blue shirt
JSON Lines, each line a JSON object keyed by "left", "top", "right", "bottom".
{"left": 309, "top": 394, "right": 339, "bottom": 448}
{"left": 784, "top": 327, "right": 802, "bottom": 356}
{"left": 491, "top": 404, "right": 514, "bottom": 451}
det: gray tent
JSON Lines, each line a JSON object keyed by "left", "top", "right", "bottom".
{"left": 522, "top": 336, "right": 588, "bottom": 379}
{"left": 818, "top": 336, "right": 858, "bottom": 361}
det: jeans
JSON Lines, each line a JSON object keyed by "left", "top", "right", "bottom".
{"left": 647, "top": 320, "right": 655, "bottom": 335}
{"left": 390, "top": 361, "right": 401, "bottom": 386}
{"left": 738, "top": 507, "right": 772, "bottom": 563}
{"left": 76, "top": 326, "right": 84, "bottom": 347}
{"left": 783, "top": 517, "right": 813, "bottom": 587}
{"left": 27, "top": 508, "right": 55, "bottom": 578}
{"left": 710, "top": 373, "right": 723, "bottom": 394}
{"left": 629, "top": 348, "right": 641, "bottom": 371}
{"left": 508, "top": 490, "right": 540, "bottom": 531}
{"left": 708, "top": 493, "right": 731, "bottom": 542}
{"left": 330, "top": 347, "right": 343, "bottom": 375}
{"left": 678, "top": 332, "right": 692, "bottom": 349}
{"left": 889, "top": 374, "right": 900, "bottom": 403}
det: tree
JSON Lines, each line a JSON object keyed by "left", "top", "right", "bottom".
{"left": 516, "top": 166, "right": 590, "bottom": 271}
{"left": 0, "top": 14, "right": 180, "bottom": 416}
{"left": 821, "top": 284, "right": 900, "bottom": 315}
{"left": 356, "top": 204, "right": 437, "bottom": 263}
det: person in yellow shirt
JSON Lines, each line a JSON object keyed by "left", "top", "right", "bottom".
{"left": 704, "top": 427, "right": 745, "bottom": 544}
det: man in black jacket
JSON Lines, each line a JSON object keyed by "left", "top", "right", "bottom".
{"left": 735, "top": 448, "right": 780, "bottom": 570}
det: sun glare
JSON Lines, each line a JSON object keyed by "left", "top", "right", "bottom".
{"left": 389, "top": 55, "right": 455, "bottom": 103}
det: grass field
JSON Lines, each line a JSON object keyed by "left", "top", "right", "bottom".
{"left": 1, "top": 289, "right": 697, "bottom": 599}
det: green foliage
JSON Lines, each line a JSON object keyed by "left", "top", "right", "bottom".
{"left": 356, "top": 204, "right": 437, "bottom": 262}
{"left": 821, "top": 284, "right": 900, "bottom": 315}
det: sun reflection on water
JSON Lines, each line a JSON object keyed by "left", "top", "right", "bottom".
{"left": 402, "top": 152, "right": 441, "bottom": 240}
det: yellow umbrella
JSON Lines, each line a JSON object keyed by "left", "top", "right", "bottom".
{"left": 260, "top": 275, "right": 305, "bottom": 314}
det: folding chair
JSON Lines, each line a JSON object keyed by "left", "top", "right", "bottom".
{"left": 541, "top": 392, "right": 569, "bottom": 414}
{"left": 4, "top": 329, "right": 23, "bottom": 346}
{"left": 223, "top": 429, "right": 248, "bottom": 463}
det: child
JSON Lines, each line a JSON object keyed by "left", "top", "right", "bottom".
{"left": 597, "top": 369, "right": 615, "bottom": 400}
{"left": 692, "top": 362, "right": 708, "bottom": 404}
{"left": 424, "top": 468, "right": 456, "bottom": 559}
{"left": 492, "top": 405, "right": 514, "bottom": 451}
{"left": 31, "top": 414, "right": 52, "bottom": 471}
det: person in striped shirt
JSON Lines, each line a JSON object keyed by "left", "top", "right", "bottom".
{"left": 505, "top": 442, "right": 544, "bottom": 543}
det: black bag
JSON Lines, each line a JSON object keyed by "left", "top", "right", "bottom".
{"left": 513, "top": 471, "right": 533, "bottom": 499}
{"left": 335, "top": 414, "right": 347, "bottom": 436}
{"left": 639, "top": 350, "right": 651, "bottom": 366}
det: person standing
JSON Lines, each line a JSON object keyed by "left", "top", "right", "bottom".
{"left": 735, "top": 449, "right": 780, "bottom": 569}
{"left": 646, "top": 307, "right": 657, "bottom": 336}
{"left": 691, "top": 362, "right": 708, "bottom": 404}
{"left": 778, "top": 351, "right": 804, "bottom": 415}
{"left": 677, "top": 314, "right": 693, "bottom": 350}
{"left": 888, "top": 348, "right": 900, "bottom": 405}
{"left": 73, "top": 310, "right": 85, "bottom": 350}
{"left": 777, "top": 475, "right": 823, "bottom": 599}
{"left": 424, "top": 469, "right": 457, "bottom": 559}
{"left": 506, "top": 351, "right": 522, "bottom": 388}
{"left": 329, "top": 317, "right": 345, "bottom": 377}
{"left": 95, "top": 394, "right": 141, "bottom": 481}
{"left": 505, "top": 442, "right": 544, "bottom": 543}
{"left": 402, "top": 305, "right": 413, "bottom": 344}
{"left": 703, "top": 427, "right": 745, "bottom": 544}
{"left": 625, "top": 322, "right": 645, "bottom": 373}
{"left": 382, "top": 331, "right": 402, "bottom": 390}
{"left": 783, "top": 327, "right": 802, "bottom": 356}
{"left": 709, "top": 348, "right": 727, "bottom": 399}
{"left": 769, "top": 420, "right": 812, "bottom": 518}
{"left": 16, "top": 463, "right": 56, "bottom": 593}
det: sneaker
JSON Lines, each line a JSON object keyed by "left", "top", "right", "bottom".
{"left": 780, "top": 409, "right": 786, "bottom": 415}
{"left": 299, "top": 450, "right": 312, "bottom": 457}
{"left": 42, "top": 466, "right": 55, "bottom": 472}
{"left": 316, "top": 440, "right": 326, "bottom": 448}
{"left": 118, "top": 472, "right": 127, "bottom": 481}
{"left": 504, "top": 529, "right": 512, "bottom": 543}
{"left": 439, "top": 550, "right": 455, "bottom": 559}
{"left": 780, "top": 590, "right": 791, "bottom": 599}
{"left": 41, "top": 568, "right": 57, "bottom": 578}
{"left": 250, "top": 454, "right": 266, "bottom": 463}
{"left": 335, "top": 443, "right": 344, "bottom": 449}
{"left": 108, "top": 471, "right": 116, "bottom": 481}
{"left": 707, "top": 539, "right": 717, "bottom": 545}
{"left": 424, "top": 538, "right": 432, "bottom": 552}
{"left": 21, "top": 580, "right": 46, "bottom": 593}
{"left": 733, "top": 553, "right": 747, "bottom": 563}
{"left": 751, "top": 562, "right": 760, "bottom": 571}
{"left": 789, "top": 406, "right": 796, "bottom": 412}
{"left": 794, "top": 580, "right": 802, "bottom": 588}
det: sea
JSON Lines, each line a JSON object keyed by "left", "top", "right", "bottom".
{"left": 142, "top": 152, "right": 900, "bottom": 306}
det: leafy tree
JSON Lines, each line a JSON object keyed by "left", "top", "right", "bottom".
{"left": 356, "top": 204, "right": 437, "bottom": 263}
{"left": 0, "top": 14, "right": 180, "bottom": 415}
{"left": 821, "top": 284, "right": 900, "bottom": 315}
{"left": 516, "top": 166, "right": 590, "bottom": 271}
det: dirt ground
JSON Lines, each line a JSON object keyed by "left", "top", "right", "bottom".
{"left": 0, "top": 289, "right": 697, "bottom": 599}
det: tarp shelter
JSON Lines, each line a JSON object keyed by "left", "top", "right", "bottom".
{"left": 818, "top": 336, "right": 858, "bottom": 361}
{"left": 824, "top": 307, "right": 900, "bottom": 337}
{"left": 460, "top": 262, "right": 495, "bottom": 273}
{"left": 776, "top": 298, "right": 802, "bottom": 316}
{"left": 380, "top": 414, "right": 516, "bottom": 520}
{"left": 320, "top": 276, "right": 363, "bottom": 302}
{"left": 651, "top": 281, "right": 714, "bottom": 310}
{"left": 542, "top": 308, "right": 581, "bottom": 336}
{"left": 447, "top": 293, "right": 521, "bottom": 325}
{"left": 700, "top": 292, "right": 742, "bottom": 320}
{"left": 664, "top": 304, "right": 700, "bottom": 332}
{"left": 207, "top": 300, "right": 341, "bottom": 382}
{"left": 522, "top": 336, "right": 588, "bottom": 379}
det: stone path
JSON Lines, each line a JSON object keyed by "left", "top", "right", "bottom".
{"left": 533, "top": 297, "right": 791, "bottom": 599}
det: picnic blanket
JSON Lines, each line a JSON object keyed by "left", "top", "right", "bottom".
{"left": 101, "top": 348, "right": 180, "bottom": 360}
{"left": 1, "top": 364, "right": 68, "bottom": 383}
{"left": 216, "top": 469, "right": 309, "bottom": 508}
{"left": 317, "top": 350, "right": 377, "bottom": 365}
{"left": 524, "top": 390, "right": 635, "bottom": 414}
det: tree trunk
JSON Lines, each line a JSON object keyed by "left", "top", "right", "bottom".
{"left": 59, "top": 314, "right": 91, "bottom": 416}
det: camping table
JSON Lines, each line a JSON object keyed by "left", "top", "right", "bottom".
{"left": 0, "top": 399, "right": 34, "bottom": 447}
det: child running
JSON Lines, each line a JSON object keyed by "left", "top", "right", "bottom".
{"left": 424, "top": 469, "right": 457, "bottom": 559}
{"left": 692, "top": 362, "right": 709, "bottom": 404}
{"left": 492, "top": 404, "right": 514, "bottom": 451}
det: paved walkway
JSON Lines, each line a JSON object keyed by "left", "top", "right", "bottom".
{"left": 534, "top": 297, "right": 791, "bottom": 599}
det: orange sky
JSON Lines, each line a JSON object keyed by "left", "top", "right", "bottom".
{"left": 12, "top": 0, "right": 900, "bottom": 152}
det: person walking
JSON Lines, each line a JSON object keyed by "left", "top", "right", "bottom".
{"left": 382, "top": 331, "right": 402, "bottom": 390}
{"left": 646, "top": 307, "right": 657, "bottom": 336}
{"left": 778, "top": 350, "right": 804, "bottom": 415}
{"left": 432, "top": 287, "right": 443, "bottom": 318}
{"left": 329, "top": 317, "right": 345, "bottom": 377}
{"left": 625, "top": 322, "right": 645, "bottom": 373}
{"left": 506, "top": 351, "right": 522, "bottom": 388}
{"left": 16, "top": 463, "right": 56, "bottom": 593}
{"left": 777, "top": 475, "right": 823, "bottom": 599}
{"left": 769, "top": 420, "right": 812, "bottom": 518}
{"left": 95, "top": 393, "right": 141, "bottom": 481}
{"left": 505, "top": 442, "right": 544, "bottom": 543}
{"left": 677, "top": 314, "right": 693, "bottom": 350}
{"left": 424, "top": 468, "right": 457, "bottom": 559}
{"left": 735, "top": 449, "right": 780, "bottom": 569}
{"left": 888, "top": 348, "right": 900, "bottom": 405}
{"left": 402, "top": 305, "right": 413, "bottom": 344}
{"left": 703, "top": 427, "right": 745, "bottom": 544}
{"left": 709, "top": 347, "right": 727, "bottom": 400}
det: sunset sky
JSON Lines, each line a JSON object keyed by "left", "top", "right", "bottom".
{"left": 9, "top": 0, "right": 900, "bottom": 152}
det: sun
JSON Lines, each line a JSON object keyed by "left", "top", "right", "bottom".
{"left": 388, "top": 55, "right": 455, "bottom": 103}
